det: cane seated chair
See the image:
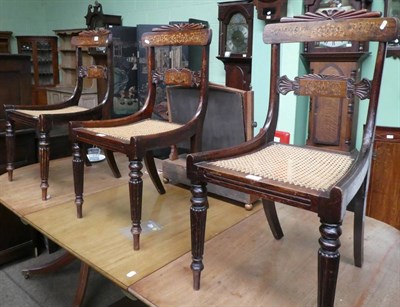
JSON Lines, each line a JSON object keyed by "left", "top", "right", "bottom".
{"left": 187, "top": 10, "right": 399, "bottom": 307}
{"left": 69, "top": 24, "right": 212, "bottom": 250}
{"left": 4, "top": 29, "right": 120, "bottom": 201}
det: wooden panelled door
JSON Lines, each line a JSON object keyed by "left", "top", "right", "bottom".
{"left": 367, "top": 126, "right": 400, "bottom": 230}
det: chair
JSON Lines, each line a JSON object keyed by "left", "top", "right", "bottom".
{"left": 187, "top": 10, "right": 399, "bottom": 307}
{"left": 69, "top": 24, "right": 212, "bottom": 250}
{"left": 4, "top": 29, "right": 120, "bottom": 201}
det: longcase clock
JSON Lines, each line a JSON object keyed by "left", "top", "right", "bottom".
{"left": 217, "top": 0, "right": 254, "bottom": 90}
{"left": 302, "top": 0, "right": 372, "bottom": 152}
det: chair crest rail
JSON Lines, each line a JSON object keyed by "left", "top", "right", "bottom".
{"left": 141, "top": 24, "right": 211, "bottom": 47}
{"left": 264, "top": 10, "right": 399, "bottom": 44}
{"left": 71, "top": 29, "right": 111, "bottom": 47}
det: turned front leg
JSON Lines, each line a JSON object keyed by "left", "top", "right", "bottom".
{"left": 190, "top": 183, "right": 208, "bottom": 290}
{"left": 39, "top": 132, "right": 50, "bottom": 200}
{"left": 72, "top": 142, "right": 84, "bottom": 218}
{"left": 129, "top": 159, "right": 143, "bottom": 250}
{"left": 5, "top": 119, "right": 15, "bottom": 181}
{"left": 318, "top": 222, "right": 342, "bottom": 307}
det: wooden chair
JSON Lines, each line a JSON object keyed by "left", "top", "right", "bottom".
{"left": 69, "top": 24, "right": 212, "bottom": 250}
{"left": 4, "top": 29, "right": 120, "bottom": 201}
{"left": 187, "top": 10, "right": 399, "bottom": 307}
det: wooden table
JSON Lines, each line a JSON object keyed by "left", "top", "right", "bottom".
{"left": 1, "top": 155, "right": 399, "bottom": 306}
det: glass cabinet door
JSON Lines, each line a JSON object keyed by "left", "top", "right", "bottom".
{"left": 16, "top": 36, "right": 59, "bottom": 104}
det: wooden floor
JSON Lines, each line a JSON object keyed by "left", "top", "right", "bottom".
{"left": 1, "top": 155, "right": 399, "bottom": 306}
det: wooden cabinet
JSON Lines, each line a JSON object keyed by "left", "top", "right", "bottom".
{"left": 0, "top": 31, "right": 12, "bottom": 53}
{"left": 16, "top": 36, "right": 59, "bottom": 105}
{"left": 367, "top": 126, "right": 400, "bottom": 230}
{"left": 0, "top": 55, "right": 37, "bottom": 174}
{"left": 0, "top": 54, "right": 39, "bottom": 265}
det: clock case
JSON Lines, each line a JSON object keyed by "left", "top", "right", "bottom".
{"left": 254, "top": 0, "right": 288, "bottom": 22}
{"left": 217, "top": 0, "right": 254, "bottom": 58}
{"left": 217, "top": 0, "right": 254, "bottom": 90}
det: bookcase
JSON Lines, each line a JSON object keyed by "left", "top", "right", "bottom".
{"left": 46, "top": 29, "right": 98, "bottom": 109}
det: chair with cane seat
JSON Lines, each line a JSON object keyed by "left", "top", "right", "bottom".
{"left": 4, "top": 29, "right": 120, "bottom": 201}
{"left": 187, "top": 10, "right": 399, "bottom": 307}
{"left": 69, "top": 24, "right": 212, "bottom": 250}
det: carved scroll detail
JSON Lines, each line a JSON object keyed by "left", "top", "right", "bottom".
{"left": 281, "top": 9, "right": 381, "bottom": 23}
{"left": 152, "top": 68, "right": 201, "bottom": 87}
{"left": 78, "top": 65, "right": 107, "bottom": 79}
{"left": 277, "top": 75, "right": 299, "bottom": 95}
{"left": 278, "top": 74, "right": 370, "bottom": 99}
{"left": 352, "top": 78, "right": 371, "bottom": 100}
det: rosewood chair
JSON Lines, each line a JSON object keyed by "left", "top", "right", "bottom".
{"left": 69, "top": 24, "right": 212, "bottom": 250}
{"left": 4, "top": 29, "right": 120, "bottom": 201}
{"left": 187, "top": 10, "right": 399, "bottom": 307}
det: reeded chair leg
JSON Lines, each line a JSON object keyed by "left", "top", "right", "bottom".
{"left": 144, "top": 151, "right": 165, "bottom": 194}
{"left": 262, "top": 199, "right": 284, "bottom": 239}
{"left": 190, "top": 183, "right": 208, "bottom": 290}
{"left": 39, "top": 132, "right": 50, "bottom": 200}
{"left": 5, "top": 119, "right": 15, "bottom": 181}
{"left": 129, "top": 159, "right": 143, "bottom": 250}
{"left": 318, "top": 222, "right": 342, "bottom": 307}
{"left": 353, "top": 175, "right": 368, "bottom": 267}
{"left": 72, "top": 142, "right": 85, "bottom": 218}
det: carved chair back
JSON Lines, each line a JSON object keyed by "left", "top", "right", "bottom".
{"left": 139, "top": 24, "right": 211, "bottom": 152}
{"left": 263, "top": 10, "right": 399, "bottom": 153}
{"left": 70, "top": 29, "right": 114, "bottom": 119}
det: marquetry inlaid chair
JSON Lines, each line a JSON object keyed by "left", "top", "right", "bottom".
{"left": 4, "top": 29, "right": 120, "bottom": 201}
{"left": 69, "top": 24, "right": 212, "bottom": 250}
{"left": 187, "top": 10, "right": 399, "bottom": 307}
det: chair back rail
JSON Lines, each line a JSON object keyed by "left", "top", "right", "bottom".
{"left": 71, "top": 29, "right": 111, "bottom": 47}
{"left": 262, "top": 10, "right": 399, "bottom": 148}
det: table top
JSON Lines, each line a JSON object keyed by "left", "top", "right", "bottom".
{"left": 1, "top": 155, "right": 399, "bottom": 306}
{"left": 0, "top": 155, "right": 259, "bottom": 289}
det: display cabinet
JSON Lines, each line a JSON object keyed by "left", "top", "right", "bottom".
{"left": 16, "top": 36, "right": 59, "bottom": 105}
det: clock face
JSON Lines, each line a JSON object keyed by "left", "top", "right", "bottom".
{"left": 316, "top": 40, "right": 352, "bottom": 48}
{"left": 314, "top": 1, "right": 353, "bottom": 50}
{"left": 317, "top": 0, "right": 352, "bottom": 11}
{"left": 226, "top": 13, "right": 248, "bottom": 54}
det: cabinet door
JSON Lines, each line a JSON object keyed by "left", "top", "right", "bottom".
{"left": 367, "top": 127, "right": 400, "bottom": 230}
{"left": 17, "top": 36, "right": 59, "bottom": 104}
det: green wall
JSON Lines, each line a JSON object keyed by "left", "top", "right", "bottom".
{"left": 1, "top": 0, "right": 399, "bottom": 147}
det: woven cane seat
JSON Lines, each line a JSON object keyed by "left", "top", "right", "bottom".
{"left": 17, "top": 106, "right": 88, "bottom": 117}
{"left": 211, "top": 143, "right": 354, "bottom": 192}
{"left": 86, "top": 119, "right": 184, "bottom": 141}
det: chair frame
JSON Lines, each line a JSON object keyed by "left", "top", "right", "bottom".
{"left": 4, "top": 29, "right": 119, "bottom": 201}
{"left": 69, "top": 24, "right": 212, "bottom": 251}
{"left": 187, "top": 10, "right": 399, "bottom": 307}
